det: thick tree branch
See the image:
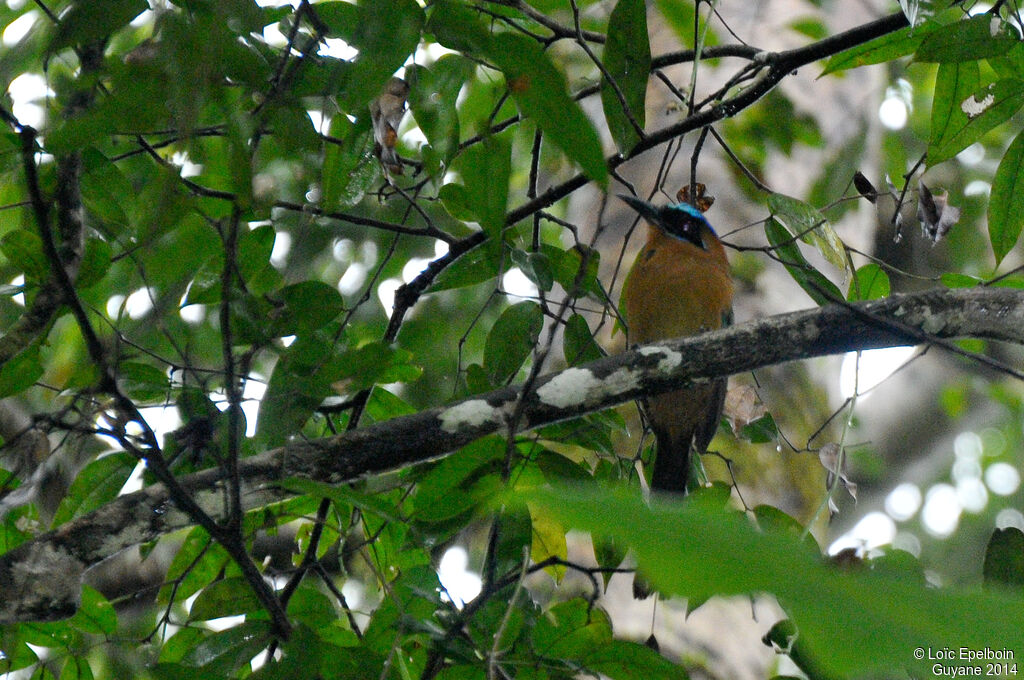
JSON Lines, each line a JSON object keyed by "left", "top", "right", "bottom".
{"left": 0, "top": 286, "right": 1021, "bottom": 623}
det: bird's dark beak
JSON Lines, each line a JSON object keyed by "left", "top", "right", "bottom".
{"left": 618, "top": 194, "right": 662, "bottom": 224}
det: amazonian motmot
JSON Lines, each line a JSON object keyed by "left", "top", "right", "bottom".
{"left": 620, "top": 194, "right": 733, "bottom": 495}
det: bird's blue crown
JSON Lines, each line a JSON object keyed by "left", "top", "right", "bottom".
{"left": 664, "top": 202, "right": 715, "bottom": 233}
{"left": 659, "top": 202, "right": 717, "bottom": 248}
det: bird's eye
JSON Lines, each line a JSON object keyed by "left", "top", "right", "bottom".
{"left": 668, "top": 218, "right": 706, "bottom": 249}
{"left": 657, "top": 205, "right": 712, "bottom": 249}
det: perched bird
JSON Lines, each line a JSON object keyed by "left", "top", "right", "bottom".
{"left": 370, "top": 76, "right": 410, "bottom": 175}
{"left": 620, "top": 194, "right": 733, "bottom": 495}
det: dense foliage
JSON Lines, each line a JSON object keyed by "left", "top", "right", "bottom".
{"left": 0, "top": 1, "right": 1022, "bottom": 678}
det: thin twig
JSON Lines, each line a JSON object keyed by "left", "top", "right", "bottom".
{"left": 219, "top": 207, "right": 244, "bottom": 531}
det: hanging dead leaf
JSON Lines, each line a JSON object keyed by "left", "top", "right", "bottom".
{"left": 852, "top": 171, "right": 878, "bottom": 203}
{"left": 830, "top": 547, "right": 864, "bottom": 570}
{"left": 917, "top": 181, "right": 960, "bottom": 243}
{"left": 818, "top": 442, "right": 858, "bottom": 502}
{"left": 723, "top": 384, "right": 767, "bottom": 432}
{"left": 676, "top": 183, "right": 715, "bottom": 212}
{"left": 644, "top": 634, "right": 660, "bottom": 652}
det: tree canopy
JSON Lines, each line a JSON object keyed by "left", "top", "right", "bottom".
{"left": 0, "top": 1, "right": 1022, "bottom": 679}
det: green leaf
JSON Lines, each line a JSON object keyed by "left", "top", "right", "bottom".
{"left": 437, "top": 182, "right": 474, "bottom": 222}
{"left": 277, "top": 629, "right": 381, "bottom": 679}
{"left": 988, "top": 129, "right": 1024, "bottom": 265}
{"left": 915, "top": 14, "right": 1020, "bottom": 62}
{"left": 120, "top": 360, "right": 172, "bottom": 401}
{"left": 534, "top": 449, "right": 590, "bottom": 483}
{"left": 601, "top": 0, "right": 649, "bottom": 153}
{"left": 486, "top": 33, "right": 608, "bottom": 187}
{"left": 310, "top": 1, "right": 360, "bottom": 42}
{"left": 20, "top": 617, "right": 81, "bottom": 649}
{"left": 321, "top": 115, "right": 380, "bottom": 210}
{"left": 80, "top": 149, "right": 132, "bottom": 232}
{"left": 491, "top": 503, "right": 534, "bottom": 578}
{"left": 180, "top": 621, "right": 272, "bottom": 675}
{"left": 988, "top": 41, "right": 1024, "bottom": 80}
{"left": 530, "top": 502, "right": 568, "bottom": 579}
{"left": 407, "top": 56, "right": 474, "bottom": 166}
{"left": 463, "top": 362, "right": 492, "bottom": 395}
{"left": 0, "top": 345, "right": 42, "bottom": 398}
{"left": 333, "top": 341, "right": 423, "bottom": 391}
{"left": 546, "top": 244, "right": 604, "bottom": 300}
{"left": 764, "top": 218, "right": 843, "bottom": 306}
{"left": 983, "top": 527, "right": 1024, "bottom": 590}
{"left": 280, "top": 478, "right": 405, "bottom": 525}
{"left": 336, "top": 0, "right": 424, "bottom": 113}
{"left": 255, "top": 334, "right": 339, "bottom": 449}
{"left": 847, "top": 263, "right": 891, "bottom": 301}
{"left": 929, "top": 61, "right": 980, "bottom": 161}
{"left": 510, "top": 249, "right": 554, "bottom": 292}
{"left": 159, "top": 528, "right": 230, "bottom": 606}
{"left": 453, "top": 133, "right": 511, "bottom": 235}
{"left": 483, "top": 301, "right": 543, "bottom": 384}
{"left": 928, "top": 78, "right": 1024, "bottom": 165}
{"left": 50, "top": 0, "right": 148, "bottom": 51}
{"left": 789, "top": 18, "right": 829, "bottom": 41}
{"left": 592, "top": 532, "right": 628, "bottom": 591}
{"left": 753, "top": 505, "right": 815, "bottom": 547}
{"left": 257, "top": 336, "right": 420, "bottom": 448}
{"left": 563, "top": 313, "right": 603, "bottom": 365}
{"left": 284, "top": 587, "right": 338, "bottom": 632}
{"left": 129, "top": 167, "right": 193, "bottom": 245}
{"left": 768, "top": 193, "right": 848, "bottom": 276}
{"left": 530, "top": 599, "right": 612, "bottom": 661}
{"left": 76, "top": 238, "right": 113, "bottom": 290}
{"left": 362, "top": 565, "right": 443, "bottom": 654}
{"left": 537, "top": 411, "right": 621, "bottom": 457}
{"left": 653, "top": 0, "right": 717, "bottom": 48}
{"left": 237, "top": 224, "right": 281, "bottom": 294}
{"left": 427, "top": 241, "right": 501, "bottom": 293}
{"left": 412, "top": 435, "right": 504, "bottom": 521}
{"left": 722, "top": 91, "right": 822, "bottom": 190}
{"left": 189, "top": 578, "right": 262, "bottom": 622}
{"left": 52, "top": 452, "right": 136, "bottom": 527}
{"left": 58, "top": 656, "right": 94, "bottom": 680}
{"left": 224, "top": 118, "right": 255, "bottom": 210}
{"left": 584, "top": 639, "right": 682, "bottom": 679}
{"left": 69, "top": 586, "right": 117, "bottom": 637}
{"left": 1, "top": 230, "right": 49, "bottom": 282}
{"left": 271, "top": 281, "right": 346, "bottom": 337}
{"left": 264, "top": 101, "right": 320, "bottom": 155}
{"left": 821, "top": 23, "right": 936, "bottom": 76}
{"left": 159, "top": 629, "right": 207, "bottom": 665}
{"left": 30, "top": 664, "right": 58, "bottom": 680}
{"left": 425, "top": 0, "right": 492, "bottom": 57}
{"left": 941, "top": 272, "right": 982, "bottom": 288}
{"left": 0, "top": 626, "right": 40, "bottom": 673}
{"left": 523, "top": 484, "right": 1024, "bottom": 679}
{"left": 364, "top": 384, "right": 417, "bottom": 421}
{"left": 738, "top": 412, "right": 778, "bottom": 444}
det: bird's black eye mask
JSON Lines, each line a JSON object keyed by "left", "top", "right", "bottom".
{"left": 658, "top": 204, "right": 714, "bottom": 250}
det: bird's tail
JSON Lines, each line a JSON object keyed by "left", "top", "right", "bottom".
{"left": 649, "top": 426, "right": 693, "bottom": 494}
